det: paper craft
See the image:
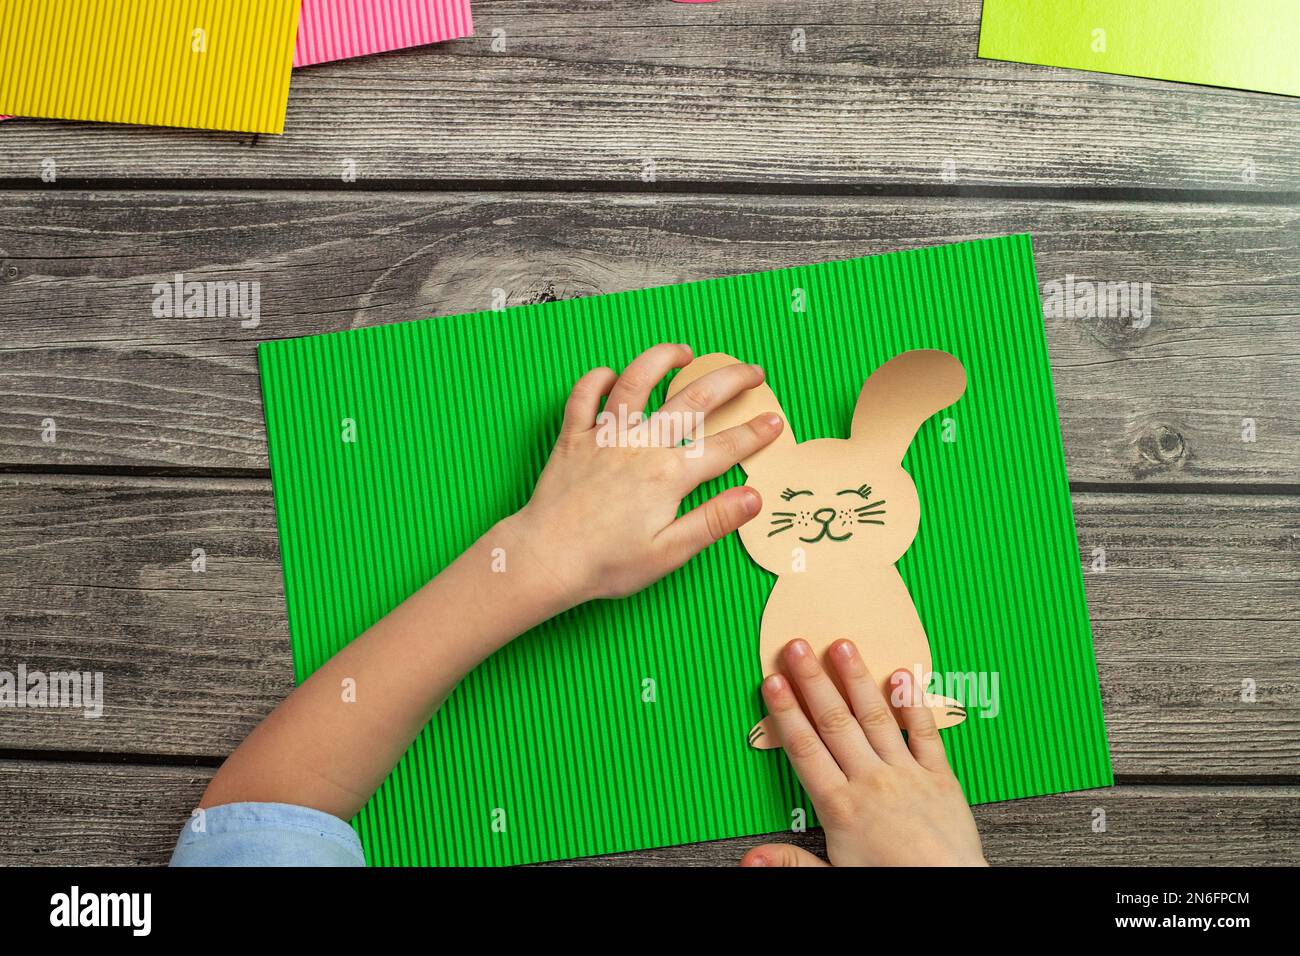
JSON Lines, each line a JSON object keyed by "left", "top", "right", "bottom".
{"left": 0, "top": 0, "right": 302, "bottom": 133}
{"left": 258, "top": 235, "right": 1113, "bottom": 866}
{"left": 295, "top": 0, "right": 474, "bottom": 68}
{"left": 979, "top": 0, "right": 1300, "bottom": 98}
{"left": 667, "top": 350, "right": 970, "bottom": 749}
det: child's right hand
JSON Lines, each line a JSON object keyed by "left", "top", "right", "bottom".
{"left": 741, "top": 639, "right": 988, "bottom": 867}
{"left": 501, "top": 343, "right": 784, "bottom": 608}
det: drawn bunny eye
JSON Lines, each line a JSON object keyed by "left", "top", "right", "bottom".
{"left": 780, "top": 488, "right": 813, "bottom": 501}
{"left": 836, "top": 484, "right": 873, "bottom": 499}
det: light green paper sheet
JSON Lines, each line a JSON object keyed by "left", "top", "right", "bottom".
{"left": 979, "top": 0, "right": 1300, "bottom": 98}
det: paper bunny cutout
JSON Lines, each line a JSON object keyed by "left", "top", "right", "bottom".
{"left": 666, "top": 350, "right": 969, "bottom": 749}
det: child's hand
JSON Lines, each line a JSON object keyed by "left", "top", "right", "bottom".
{"left": 741, "top": 639, "right": 987, "bottom": 867}
{"left": 504, "top": 343, "right": 784, "bottom": 606}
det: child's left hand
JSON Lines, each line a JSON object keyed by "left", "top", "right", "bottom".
{"left": 502, "top": 342, "right": 784, "bottom": 606}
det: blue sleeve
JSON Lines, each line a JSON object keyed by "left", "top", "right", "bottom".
{"left": 169, "top": 802, "right": 366, "bottom": 867}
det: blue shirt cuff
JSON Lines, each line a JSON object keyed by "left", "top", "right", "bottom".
{"left": 170, "top": 801, "right": 366, "bottom": 867}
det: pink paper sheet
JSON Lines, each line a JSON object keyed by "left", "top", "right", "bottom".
{"left": 294, "top": 0, "right": 474, "bottom": 67}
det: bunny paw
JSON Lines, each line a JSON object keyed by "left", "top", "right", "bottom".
{"left": 930, "top": 698, "right": 968, "bottom": 729}
{"left": 747, "top": 718, "right": 781, "bottom": 750}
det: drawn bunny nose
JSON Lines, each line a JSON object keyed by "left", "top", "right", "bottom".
{"left": 813, "top": 507, "right": 837, "bottom": 524}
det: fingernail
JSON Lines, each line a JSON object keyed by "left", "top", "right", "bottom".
{"left": 786, "top": 639, "right": 809, "bottom": 658}
{"left": 764, "top": 413, "right": 783, "bottom": 431}
{"left": 749, "top": 363, "right": 764, "bottom": 377}
{"left": 834, "top": 640, "right": 856, "bottom": 659}
{"left": 741, "top": 488, "right": 761, "bottom": 515}
{"left": 762, "top": 674, "right": 786, "bottom": 694}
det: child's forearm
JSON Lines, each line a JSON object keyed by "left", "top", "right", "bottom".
{"left": 199, "top": 512, "right": 570, "bottom": 820}
{"left": 199, "top": 346, "right": 778, "bottom": 823}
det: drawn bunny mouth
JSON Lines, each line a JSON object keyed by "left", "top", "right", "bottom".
{"left": 798, "top": 524, "right": 853, "bottom": 544}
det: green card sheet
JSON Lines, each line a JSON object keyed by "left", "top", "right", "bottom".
{"left": 978, "top": 0, "right": 1300, "bottom": 98}
{"left": 258, "top": 234, "right": 1112, "bottom": 866}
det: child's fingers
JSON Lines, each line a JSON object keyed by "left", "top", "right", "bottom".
{"left": 888, "top": 669, "right": 950, "bottom": 773}
{"left": 780, "top": 640, "right": 878, "bottom": 777}
{"left": 655, "top": 485, "right": 761, "bottom": 568}
{"left": 605, "top": 343, "right": 693, "bottom": 419}
{"left": 760, "top": 672, "right": 847, "bottom": 796}
{"left": 739, "top": 844, "right": 829, "bottom": 867}
{"left": 828, "top": 640, "right": 913, "bottom": 767}
{"left": 657, "top": 360, "right": 765, "bottom": 425}
{"left": 561, "top": 366, "right": 618, "bottom": 434}
{"left": 683, "top": 413, "right": 784, "bottom": 484}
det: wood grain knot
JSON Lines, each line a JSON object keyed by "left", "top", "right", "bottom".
{"left": 1139, "top": 423, "right": 1188, "bottom": 467}
{"left": 523, "top": 281, "right": 586, "bottom": 305}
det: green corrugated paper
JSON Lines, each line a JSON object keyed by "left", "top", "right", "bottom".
{"left": 258, "top": 234, "right": 1112, "bottom": 866}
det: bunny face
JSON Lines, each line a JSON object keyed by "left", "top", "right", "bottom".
{"left": 738, "top": 441, "right": 921, "bottom": 574}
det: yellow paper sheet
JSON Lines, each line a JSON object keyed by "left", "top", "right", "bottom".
{"left": 0, "top": 0, "right": 302, "bottom": 133}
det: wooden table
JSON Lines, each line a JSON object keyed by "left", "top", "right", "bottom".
{"left": 0, "top": 0, "right": 1296, "bottom": 866}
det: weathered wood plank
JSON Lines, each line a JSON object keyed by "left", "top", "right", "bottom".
{"left": 1, "top": 192, "right": 1296, "bottom": 481}
{"left": 1, "top": 476, "right": 1295, "bottom": 775}
{"left": 565, "top": 785, "right": 1300, "bottom": 868}
{"left": 0, "top": 0, "right": 1296, "bottom": 190}
{"left": 0, "top": 759, "right": 1291, "bottom": 866}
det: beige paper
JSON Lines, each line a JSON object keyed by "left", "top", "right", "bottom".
{"left": 668, "top": 350, "right": 969, "bottom": 749}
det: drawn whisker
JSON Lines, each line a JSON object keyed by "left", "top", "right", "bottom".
{"left": 771, "top": 512, "right": 797, "bottom": 517}
{"left": 767, "top": 524, "right": 795, "bottom": 537}
{"left": 857, "top": 519, "right": 885, "bottom": 525}
{"left": 857, "top": 499, "right": 886, "bottom": 511}
{"left": 855, "top": 509, "right": 886, "bottom": 517}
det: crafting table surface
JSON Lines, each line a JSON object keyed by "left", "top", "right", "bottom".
{"left": 0, "top": 0, "right": 1296, "bottom": 866}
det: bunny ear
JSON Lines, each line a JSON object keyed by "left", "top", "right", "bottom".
{"left": 665, "top": 352, "right": 795, "bottom": 474}
{"left": 850, "top": 350, "right": 966, "bottom": 461}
